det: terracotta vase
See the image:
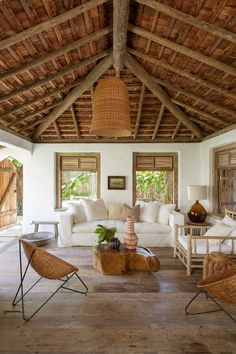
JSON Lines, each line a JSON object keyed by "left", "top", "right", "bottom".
{"left": 124, "top": 216, "right": 138, "bottom": 250}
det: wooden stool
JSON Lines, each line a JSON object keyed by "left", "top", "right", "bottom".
{"left": 203, "top": 252, "right": 234, "bottom": 279}
{"left": 31, "top": 221, "right": 59, "bottom": 238}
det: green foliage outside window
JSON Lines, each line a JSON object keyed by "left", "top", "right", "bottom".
{"left": 62, "top": 171, "right": 97, "bottom": 200}
{"left": 136, "top": 170, "right": 173, "bottom": 203}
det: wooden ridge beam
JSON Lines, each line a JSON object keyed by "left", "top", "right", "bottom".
{"left": 33, "top": 137, "right": 200, "bottom": 143}
{"left": 134, "top": 0, "right": 236, "bottom": 45}
{"left": 152, "top": 104, "right": 165, "bottom": 139}
{"left": 113, "top": 0, "right": 130, "bottom": 74}
{"left": 152, "top": 76, "right": 236, "bottom": 118}
{"left": 0, "top": 51, "right": 110, "bottom": 105}
{"left": 128, "top": 25, "right": 236, "bottom": 77}
{"left": 172, "top": 98, "right": 227, "bottom": 126}
{"left": 128, "top": 48, "right": 236, "bottom": 101}
{"left": 70, "top": 104, "right": 80, "bottom": 139}
{"left": 0, "top": 0, "right": 109, "bottom": 51}
{"left": 125, "top": 53, "right": 203, "bottom": 139}
{"left": 32, "top": 54, "right": 113, "bottom": 140}
{"left": 134, "top": 84, "right": 145, "bottom": 139}
{"left": 0, "top": 26, "right": 112, "bottom": 82}
{"left": 0, "top": 79, "right": 82, "bottom": 123}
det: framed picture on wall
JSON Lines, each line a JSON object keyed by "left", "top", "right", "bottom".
{"left": 108, "top": 176, "right": 126, "bottom": 190}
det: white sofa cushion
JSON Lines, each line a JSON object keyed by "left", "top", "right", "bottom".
{"left": 178, "top": 235, "right": 233, "bottom": 254}
{"left": 222, "top": 214, "right": 236, "bottom": 228}
{"left": 157, "top": 204, "right": 176, "bottom": 224}
{"left": 107, "top": 203, "right": 123, "bottom": 220}
{"left": 66, "top": 201, "right": 87, "bottom": 223}
{"left": 136, "top": 201, "right": 161, "bottom": 223}
{"left": 203, "top": 222, "right": 232, "bottom": 244}
{"left": 72, "top": 220, "right": 127, "bottom": 233}
{"left": 134, "top": 222, "right": 171, "bottom": 234}
{"left": 82, "top": 199, "right": 108, "bottom": 221}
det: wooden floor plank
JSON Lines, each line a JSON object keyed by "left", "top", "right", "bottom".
{"left": 0, "top": 241, "right": 235, "bottom": 353}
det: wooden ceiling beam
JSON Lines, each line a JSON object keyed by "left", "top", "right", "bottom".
{"left": 189, "top": 117, "right": 217, "bottom": 132}
{"left": 33, "top": 137, "right": 200, "bottom": 143}
{"left": 125, "top": 53, "right": 203, "bottom": 139}
{"left": 0, "top": 0, "right": 109, "bottom": 51}
{"left": 172, "top": 121, "right": 181, "bottom": 140}
{"left": 53, "top": 121, "right": 62, "bottom": 140}
{"left": 128, "top": 48, "right": 236, "bottom": 101}
{"left": 134, "top": 0, "right": 236, "bottom": 45}
{"left": 128, "top": 25, "right": 236, "bottom": 77}
{"left": 0, "top": 51, "right": 110, "bottom": 105}
{"left": 32, "top": 54, "right": 113, "bottom": 140}
{"left": 0, "top": 26, "right": 112, "bottom": 82}
{"left": 0, "top": 78, "right": 82, "bottom": 122}
{"left": 152, "top": 104, "right": 165, "bottom": 139}
{"left": 113, "top": 0, "right": 130, "bottom": 74}
{"left": 134, "top": 83, "right": 145, "bottom": 139}
{"left": 70, "top": 104, "right": 80, "bottom": 139}
{"left": 172, "top": 99, "right": 227, "bottom": 126}
{"left": 152, "top": 76, "right": 236, "bottom": 118}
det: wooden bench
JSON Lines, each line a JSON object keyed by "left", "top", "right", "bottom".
{"left": 31, "top": 221, "right": 59, "bottom": 238}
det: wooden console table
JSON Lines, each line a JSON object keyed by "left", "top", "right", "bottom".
{"left": 93, "top": 245, "right": 160, "bottom": 275}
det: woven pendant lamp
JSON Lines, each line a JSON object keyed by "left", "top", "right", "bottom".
{"left": 90, "top": 76, "right": 131, "bottom": 137}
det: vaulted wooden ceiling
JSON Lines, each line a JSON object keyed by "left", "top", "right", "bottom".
{"left": 0, "top": 0, "right": 235, "bottom": 143}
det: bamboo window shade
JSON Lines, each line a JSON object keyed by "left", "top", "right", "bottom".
{"left": 136, "top": 155, "right": 173, "bottom": 171}
{"left": 60, "top": 156, "right": 97, "bottom": 171}
{"left": 90, "top": 77, "right": 131, "bottom": 137}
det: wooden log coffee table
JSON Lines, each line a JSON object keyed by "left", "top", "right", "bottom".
{"left": 93, "top": 244, "right": 160, "bottom": 275}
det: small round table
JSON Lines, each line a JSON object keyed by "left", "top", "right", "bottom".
{"left": 20, "top": 232, "right": 54, "bottom": 247}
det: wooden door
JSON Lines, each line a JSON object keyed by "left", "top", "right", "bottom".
{"left": 0, "top": 159, "right": 17, "bottom": 228}
{"left": 218, "top": 168, "right": 236, "bottom": 214}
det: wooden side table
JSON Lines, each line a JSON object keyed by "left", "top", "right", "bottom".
{"left": 31, "top": 220, "right": 59, "bottom": 238}
{"left": 186, "top": 221, "right": 212, "bottom": 236}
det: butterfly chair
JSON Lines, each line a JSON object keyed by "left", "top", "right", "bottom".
{"left": 12, "top": 240, "right": 88, "bottom": 321}
{"left": 185, "top": 266, "right": 236, "bottom": 323}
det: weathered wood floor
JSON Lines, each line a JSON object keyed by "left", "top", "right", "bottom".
{"left": 0, "top": 240, "right": 235, "bottom": 354}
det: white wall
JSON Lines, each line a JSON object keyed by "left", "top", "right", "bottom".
{"left": 200, "top": 128, "right": 236, "bottom": 211}
{"left": 21, "top": 143, "right": 201, "bottom": 232}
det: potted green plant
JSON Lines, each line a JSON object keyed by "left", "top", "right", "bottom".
{"left": 95, "top": 224, "right": 120, "bottom": 249}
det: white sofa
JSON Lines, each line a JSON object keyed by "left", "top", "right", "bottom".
{"left": 58, "top": 199, "right": 184, "bottom": 248}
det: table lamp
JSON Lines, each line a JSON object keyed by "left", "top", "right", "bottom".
{"left": 187, "top": 185, "right": 207, "bottom": 223}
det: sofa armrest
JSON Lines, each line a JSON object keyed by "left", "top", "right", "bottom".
{"left": 58, "top": 212, "right": 73, "bottom": 247}
{"left": 169, "top": 211, "right": 185, "bottom": 247}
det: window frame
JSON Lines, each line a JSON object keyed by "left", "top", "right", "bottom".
{"left": 55, "top": 152, "right": 100, "bottom": 209}
{"left": 132, "top": 152, "right": 178, "bottom": 206}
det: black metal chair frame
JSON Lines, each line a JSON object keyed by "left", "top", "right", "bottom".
{"left": 12, "top": 240, "right": 88, "bottom": 321}
{"left": 185, "top": 289, "right": 236, "bottom": 323}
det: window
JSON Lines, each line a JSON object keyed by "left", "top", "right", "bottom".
{"left": 133, "top": 153, "right": 178, "bottom": 206}
{"left": 213, "top": 144, "right": 236, "bottom": 215}
{"left": 56, "top": 153, "right": 100, "bottom": 208}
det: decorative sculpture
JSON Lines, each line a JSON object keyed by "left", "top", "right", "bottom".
{"left": 124, "top": 216, "right": 138, "bottom": 250}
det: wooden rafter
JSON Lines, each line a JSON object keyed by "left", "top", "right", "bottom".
{"left": 152, "top": 104, "right": 165, "bottom": 139}
{"left": 189, "top": 117, "right": 217, "bottom": 132}
{"left": 134, "top": 84, "right": 145, "bottom": 139}
{"left": 135, "top": 0, "right": 236, "bottom": 45}
{"left": 0, "top": 0, "right": 109, "bottom": 52}
{"left": 70, "top": 104, "right": 80, "bottom": 139}
{"left": 172, "top": 99, "right": 227, "bottom": 126}
{"left": 152, "top": 77, "right": 236, "bottom": 118}
{"left": 53, "top": 121, "right": 62, "bottom": 140}
{"left": 172, "top": 121, "right": 181, "bottom": 140}
{"left": 128, "top": 25, "right": 236, "bottom": 77}
{"left": 125, "top": 53, "right": 203, "bottom": 139}
{"left": 128, "top": 48, "right": 236, "bottom": 101}
{"left": 32, "top": 54, "right": 113, "bottom": 140}
{"left": 0, "top": 51, "right": 110, "bottom": 105}
{"left": 0, "top": 26, "right": 112, "bottom": 82}
{"left": 113, "top": 0, "right": 130, "bottom": 74}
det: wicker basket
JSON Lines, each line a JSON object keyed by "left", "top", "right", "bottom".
{"left": 198, "top": 265, "right": 236, "bottom": 304}
{"left": 203, "top": 252, "right": 234, "bottom": 279}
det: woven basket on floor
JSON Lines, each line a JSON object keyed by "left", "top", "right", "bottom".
{"left": 198, "top": 265, "right": 236, "bottom": 304}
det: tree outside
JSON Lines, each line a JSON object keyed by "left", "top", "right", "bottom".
{"left": 136, "top": 170, "right": 173, "bottom": 203}
{"left": 61, "top": 171, "right": 97, "bottom": 201}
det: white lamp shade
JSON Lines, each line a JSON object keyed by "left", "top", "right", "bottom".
{"left": 187, "top": 185, "right": 207, "bottom": 201}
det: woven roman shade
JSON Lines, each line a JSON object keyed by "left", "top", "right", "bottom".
{"left": 90, "top": 77, "right": 131, "bottom": 137}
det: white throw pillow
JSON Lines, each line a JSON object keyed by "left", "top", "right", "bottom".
{"left": 222, "top": 214, "right": 236, "bottom": 228}
{"left": 203, "top": 222, "right": 233, "bottom": 245}
{"left": 82, "top": 199, "right": 108, "bottom": 221}
{"left": 66, "top": 201, "right": 87, "bottom": 223}
{"left": 135, "top": 201, "right": 161, "bottom": 223}
{"left": 157, "top": 204, "right": 176, "bottom": 224}
{"left": 107, "top": 203, "right": 123, "bottom": 220}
